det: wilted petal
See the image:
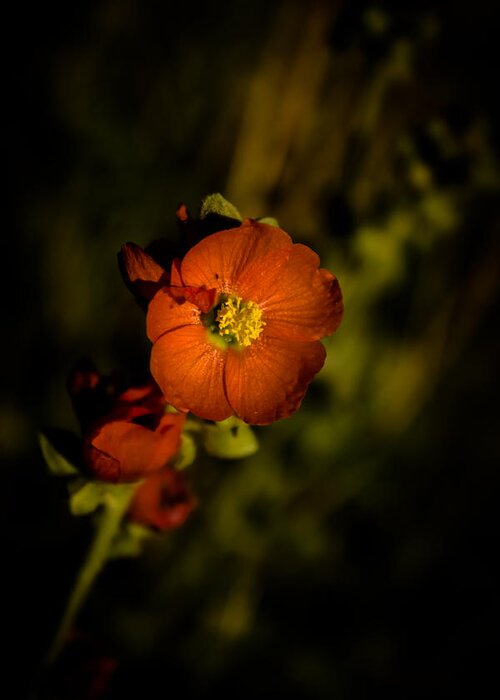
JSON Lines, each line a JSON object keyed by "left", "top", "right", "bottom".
{"left": 87, "top": 413, "right": 185, "bottom": 482}
{"left": 119, "top": 243, "right": 169, "bottom": 303}
{"left": 129, "top": 467, "right": 196, "bottom": 531}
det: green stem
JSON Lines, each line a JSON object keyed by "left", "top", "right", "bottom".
{"left": 46, "top": 488, "right": 135, "bottom": 665}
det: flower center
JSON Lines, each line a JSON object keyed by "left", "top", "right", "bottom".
{"left": 214, "top": 295, "right": 265, "bottom": 347}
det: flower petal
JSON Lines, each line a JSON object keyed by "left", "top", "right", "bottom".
{"left": 87, "top": 413, "right": 185, "bottom": 482}
{"left": 170, "top": 258, "right": 183, "bottom": 286}
{"left": 147, "top": 288, "right": 201, "bottom": 343}
{"left": 115, "top": 384, "right": 166, "bottom": 418}
{"left": 67, "top": 359, "right": 101, "bottom": 397}
{"left": 119, "top": 243, "right": 169, "bottom": 302}
{"left": 150, "top": 325, "right": 233, "bottom": 421}
{"left": 168, "top": 285, "right": 217, "bottom": 313}
{"left": 239, "top": 243, "right": 343, "bottom": 341}
{"left": 224, "top": 337, "right": 326, "bottom": 424}
{"left": 118, "top": 385, "right": 156, "bottom": 404}
{"left": 129, "top": 467, "right": 196, "bottom": 532}
{"left": 180, "top": 221, "right": 292, "bottom": 291}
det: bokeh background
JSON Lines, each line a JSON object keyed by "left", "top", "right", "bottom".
{"left": 3, "top": 1, "right": 499, "bottom": 698}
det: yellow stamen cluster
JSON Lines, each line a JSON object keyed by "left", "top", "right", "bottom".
{"left": 215, "top": 296, "right": 265, "bottom": 347}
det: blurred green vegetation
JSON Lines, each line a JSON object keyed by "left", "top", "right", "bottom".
{"left": 3, "top": 1, "right": 499, "bottom": 698}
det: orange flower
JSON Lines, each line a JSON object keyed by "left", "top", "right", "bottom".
{"left": 129, "top": 467, "right": 196, "bottom": 532}
{"left": 145, "top": 220, "right": 343, "bottom": 424}
{"left": 70, "top": 362, "right": 185, "bottom": 483}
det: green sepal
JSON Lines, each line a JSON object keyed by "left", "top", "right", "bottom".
{"left": 39, "top": 431, "right": 79, "bottom": 476}
{"left": 256, "top": 216, "right": 280, "bottom": 227}
{"left": 200, "top": 193, "right": 243, "bottom": 222}
{"left": 69, "top": 480, "right": 137, "bottom": 517}
{"left": 108, "top": 522, "right": 153, "bottom": 559}
{"left": 172, "top": 432, "right": 197, "bottom": 470}
{"left": 203, "top": 417, "right": 258, "bottom": 460}
{"left": 69, "top": 480, "right": 107, "bottom": 516}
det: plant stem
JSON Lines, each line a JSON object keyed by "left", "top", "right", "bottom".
{"left": 46, "top": 488, "right": 134, "bottom": 665}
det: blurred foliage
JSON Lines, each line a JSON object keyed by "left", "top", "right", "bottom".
{"left": 2, "top": 1, "right": 499, "bottom": 698}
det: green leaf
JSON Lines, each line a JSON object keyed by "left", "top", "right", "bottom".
{"left": 203, "top": 417, "right": 258, "bottom": 460}
{"left": 39, "top": 432, "right": 79, "bottom": 476}
{"left": 200, "top": 193, "right": 243, "bottom": 222}
{"left": 108, "top": 522, "right": 153, "bottom": 559}
{"left": 256, "top": 216, "right": 280, "bottom": 227}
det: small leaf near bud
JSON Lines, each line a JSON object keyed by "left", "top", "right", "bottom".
{"left": 256, "top": 216, "right": 280, "bottom": 227}
{"left": 200, "top": 193, "right": 243, "bottom": 222}
{"left": 39, "top": 432, "right": 79, "bottom": 476}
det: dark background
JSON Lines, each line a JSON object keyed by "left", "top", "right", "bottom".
{"left": 2, "top": 1, "right": 499, "bottom": 698}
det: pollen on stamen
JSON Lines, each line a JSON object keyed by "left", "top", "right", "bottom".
{"left": 215, "top": 296, "right": 265, "bottom": 347}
